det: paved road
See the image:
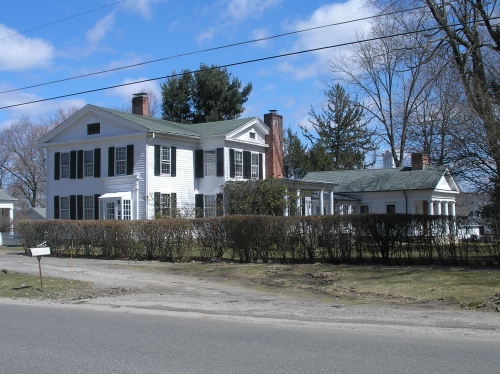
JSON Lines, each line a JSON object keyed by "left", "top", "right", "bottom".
{"left": 1, "top": 302, "right": 499, "bottom": 374}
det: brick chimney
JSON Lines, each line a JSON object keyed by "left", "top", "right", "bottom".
{"left": 264, "top": 110, "right": 284, "bottom": 179}
{"left": 132, "top": 93, "right": 149, "bottom": 116}
{"left": 411, "top": 153, "right": 430, "bottom": 170}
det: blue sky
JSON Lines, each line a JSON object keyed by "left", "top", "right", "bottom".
{"left": 0, "top": 0, "right": 373, "bottom": 137}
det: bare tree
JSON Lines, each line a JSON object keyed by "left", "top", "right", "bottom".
{"left": 0, "top": 116, "right": 52, "bottom": 209}
{"left": 330, "top": 5, "right": 441, "bottom": 167}
{"left": 119, "top": 88, "right": 162, "bottom": 118}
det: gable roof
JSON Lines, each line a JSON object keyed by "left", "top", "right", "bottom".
{"left": 0, "top": 189, "right": 17, "bottom": 201}
{"left": 93, "top": 106, "right": 258, "bottom": 138}
{"left": 302, "top": 165, "right": 457, "bottom": 193}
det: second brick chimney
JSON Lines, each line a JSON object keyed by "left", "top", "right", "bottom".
{"left": 132, "top": 93, "right": 149, "bottom": 116}
{"left": 411, "top": 153, "right": 430, "bottom": 170}
{"left": 264, "top": 110, "right": 284, "bottom": 179}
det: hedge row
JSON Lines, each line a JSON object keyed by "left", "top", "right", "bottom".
{"left": 17, "top": 215, "right": 499, "bottom": 266}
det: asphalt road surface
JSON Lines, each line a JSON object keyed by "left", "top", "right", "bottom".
{"left": 1, "top": 302, "right": 499, "bottom": 374}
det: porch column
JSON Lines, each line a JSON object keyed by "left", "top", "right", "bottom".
{"left": 9, "top": 208, "right": 14, "bottom": 234}
{"left": 284, "top": 190, "right": 289, "bottom": 217}
{"left": 429, "top": 200, "right": 434, "bottom": 215}
{"left": 296, "top": 190, "right": 301, "bottom": 216}
{"left": 450, "top": 201, "right": 456, "bottom": 217}
{"left": 319, "top": 189, "right": 324, "bottom": 216}
{"left": 443, "top": 201, "right": 449, "bottom": 216}
{"left": 435, "top": 201, "right": 442, "bottom": 215}
{"left": 329, "top": 191, "right": 334, "bottom": 215}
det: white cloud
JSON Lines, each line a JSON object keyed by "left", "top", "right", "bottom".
{"left": 107, "top": 78, "right": 161, "bottom": 104}
{"left": 197, "top": 28, "right": 215, "bottom": 44}
{"left": 123, "top": 0, "right": 166, "bottom": 20}
{"left": 0, "top": 24, "right": 55, "bottom": 71}
{"left": 282, "top": 0, "right": 373, "bottom": 80}
{"left": 86, "top": 13, "right": 116, "bottom": 45}
{"left": 251, "top": 28, "right": 271, "bottom": 48}
{"left": 224, "top": 0, "right": 281, "bottom": 22}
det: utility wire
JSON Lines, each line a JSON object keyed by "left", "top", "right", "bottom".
{"left": 0, "top": 4, "right": 428, "bottom": 96}
{"left": 4, "top": 16, "right": 498, "bottom": 111}
{"left": 0, "top": 0, "right": 128, "bottom": 42}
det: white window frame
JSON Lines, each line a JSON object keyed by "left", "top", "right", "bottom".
{"left": 235, "top": 151, "right": 243, "bottom": 178}
{"left": 386, "top": 204, "right": 396, "bottom": 214}
{"left": 84, "top": 196, "right": 94, "bottom": 220}
{"left": 123, "top": 200, "right": 131, "bottom": 220}
{"left": 161, "top": 146, "right": 171, "bottom": 175}
{"left": 84, "top": 150, "right": 94, "bottom": 177}
{"left": 251, "top": 153, "right": 259, "bottom": 179}
{"left": 60, "top": 196, "right": 70, "bottom": 219}
{"left": 160, "top": 193, "right": 172, "bottom": 217}
{"left": 249, "top": 132, "right": 256, "bottom": 139}
{"left": 115, "top": 146, "right": 127, "bottom": 176}
{"left": 204, "top": 195, "right": 216, "bottom": 218}
{"left": 106, "top": 202, "right": 116, "bottom": 220}
{"left": 204, "top": 150, "right": 216, "bottom": 176}
{"left": 60, "top": 152, "right": 70, "bottom": 179}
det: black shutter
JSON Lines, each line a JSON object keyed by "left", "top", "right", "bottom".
{"left": 77, "top": 150, "right": 83, "bottom": 179}
{"left": 170, "top": 147, "right": 176, "bottom": 177}
{"left": 216, "top": 193, "right": 224, "bottom": 216}
{"left": 171, "top": 193, "right": 177, "bottom": 217}
{"left": 154, "top": 145, "right": 161, "bottom": 176}
{"left": 243, "top": 151, "right": 251, "bottom": 179}
{"left": 70, "top": 150, "right": 77, "bottom": 179}
{"left": 94, "top": 194, "right": 100, "bottom": 220}
{"left": 216, "top": 148, "right": 224, "bottom": 177}
{"left": 195, "top": 194, "right": 204, "bottom": 218}
{"left": 77, "top": 195, "right": 83, "bottom": 220}
{"left": 70, "top": 195, "right": 76, "bottom": 220}
{"left": 195, "top": 150, "right": 204, "bottom": 178}
{"left": 108, "top": 147, "right": 115, "bottom": 177}
{"left": 94, "top": 148, "right": 101, "bottom": 178}
{"left": 126, "top": 144, "right": 134, "bottom": 175}
{"left": 259, "top": 153, "right": 263, "bottom": 179}
{"left": 54, "top": 152, "right": 60, "bottom": 180}
{"left": 154, "top": 192, "right": 161, "bottom": 216}
{"left": 229, "top": 149, "right": 235, "bottom": 178}
{"left": 54, "top": 196, "right": 60, "bottom": 219}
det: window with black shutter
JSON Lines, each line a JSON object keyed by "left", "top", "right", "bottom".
{"left": 216, "top": 148, "right": 224, "bottom": 177}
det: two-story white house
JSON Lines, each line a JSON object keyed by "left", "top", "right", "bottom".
{"left": 39, "top": 93, "right": 284, "bottom": 220}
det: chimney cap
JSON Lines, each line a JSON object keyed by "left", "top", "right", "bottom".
{"left": 268, "top": 109, "right": 278, "bottom": 114}
{"left": 133, "top": 92, "right": 147, "bottom": 97}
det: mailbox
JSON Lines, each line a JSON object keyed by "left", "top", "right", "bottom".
{"left": 27, "top": 247, "right": 51, "bottom": 257}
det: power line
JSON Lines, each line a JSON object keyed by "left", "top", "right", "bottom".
{"left": 0, "top": 4, "right": 428, "bottom": 96}
{"left": 3, "top": 16, "right": 494, "bottom": 111}
{"left": 0, "top": 0, "right": 129, "bottom": 42}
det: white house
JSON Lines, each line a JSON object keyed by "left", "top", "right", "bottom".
{"left": 39, "top": 94, "right": 460, "bottom": 221}
{"left": 39, "top": 94, "right": 286, "bottom": 220}
{"left": 0, "top": 189, "right": 16, "bottom": 244}
{"left": 300, "top": 153, "right": 460, "bottom": 216}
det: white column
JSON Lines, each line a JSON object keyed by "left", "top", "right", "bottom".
{"left": 284, "top": 191, "right": 289, "bottom": 217}
{"left": 435, "top": 201, "right": 442, "bottom": 215}
{"left": 429, "top": 200, "right": 434, "bottom": 215}
{"left": 9, "top": 208, "right": 14, "bottom": 234}
{"left": 329, "top": 191, "right": 334, "bottom": 215}
{"left": 319, "top": 189, "right": 324, "bottom": 216}
{"left": 450, "top": 201, "right": 456, "bottom": 216}
{"left": 296, "top": 190, "right": 301, "bottom": 216}
{"left": 443, "top": 201, "right": 449, "bottom": 216}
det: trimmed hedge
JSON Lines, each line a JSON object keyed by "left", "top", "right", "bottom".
{"left": 16, "top": 214, "right": 499, "bottom": 266}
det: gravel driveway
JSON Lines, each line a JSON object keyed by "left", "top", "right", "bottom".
{"left": 1, "top": 249, "right": 499, "bottom": 338}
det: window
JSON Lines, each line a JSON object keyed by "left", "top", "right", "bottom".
{"left": 60, "top": 197, "right": 70, "bottom": 219}
{"left": 106, "top": 202, "right": 115, "bottom": 220}
{"left": 123, "top": 200, "right": 131, "bottom": 220}
{"left": 343, "top": 205, "right": 350, "bottom": 215}
{"left": 84, "top": 196, "right": 94, "bottom": 220}
{"left": 251, "top": 153, "right": 259, "bottom": 179}
{"left": 204, "top": 195, "right": 216, "bottom": 218}
{"left": 160, "top": 193, "right": 171, "bottom": 216}
{"left": 161, "top": 146, "right": 171, "bottom": 175}
{"left": 249, "top": 132, "right": 256, "bottom": 139}
{"left": 60, "top": 152, "right": 70, "bottom": 178}
{"left": 386, "top": 204, "right": 396, "bottom": 214}
{"left": 115, "top": 146, "right": 127, "bottom": 175}
{"left": 235, "top": 151, "right": 243, "bottom": 178}
{"left": 360, "top": 205, "right": 370, "bottom": 214}
{"left": 87, "top": 123, "right": 100, "bottom": 135}
{"left": 84, "top": 150, "right": 94, "bottom": 177}
{"left": 204, "top": 150, "right": 216, "bottom": 176}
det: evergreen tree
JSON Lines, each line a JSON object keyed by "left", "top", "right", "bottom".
{"left": 301, "top": 83, "right": 378, "bottom": 170}
{"left": 161, "top": 63, "right": 252, "bottom": 124}
{"left": 283, "top": 128, "right": 309, "bottom": 179}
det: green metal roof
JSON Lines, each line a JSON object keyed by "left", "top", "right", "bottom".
{"left": 93, "top": 105, "right": 255, "bottom": 138}
{"left": 302, "top": 166, "right": 452, "bottom": 193}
